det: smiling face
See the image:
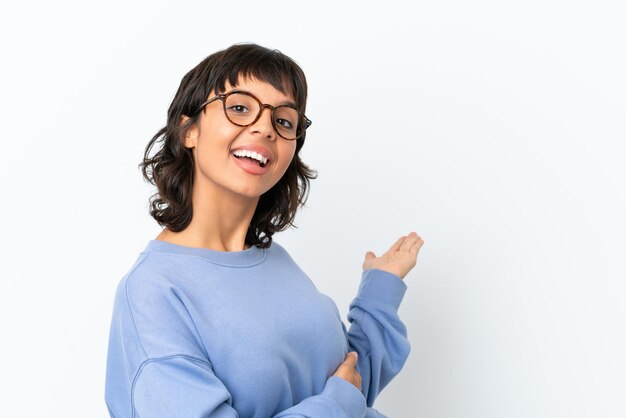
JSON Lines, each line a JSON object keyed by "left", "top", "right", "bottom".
{"left": 181, "top": 76, "right": 298, "bottom": 202}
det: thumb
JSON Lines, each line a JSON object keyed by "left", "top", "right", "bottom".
{"left": 364, "top": 251, "right": 376, "bottom": 261}
{"left": 345, "top": 351, "right": 358, "bottom": 365}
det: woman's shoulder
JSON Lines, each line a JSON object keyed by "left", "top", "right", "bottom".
{"left": 113, "top": 250, "right": 167, "bottom": 300}
{"left": 112, "top": 240, "right": 194, "bottom": 300}
{"left": 267, "top": 238, "right": 286, "bottom": 253}
{"left": 266, "top": 239, "right": 307, "bottom": 270}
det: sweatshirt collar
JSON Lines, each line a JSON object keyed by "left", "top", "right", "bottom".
{"left": 145, "top": 239, "right": 267, "bottom": 267}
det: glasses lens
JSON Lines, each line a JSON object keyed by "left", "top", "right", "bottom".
{"left": 274, "top": 106, "right": 301, "bottom": 140}
{"left": 224, "top": 93, "right": 261, "bottom": 126}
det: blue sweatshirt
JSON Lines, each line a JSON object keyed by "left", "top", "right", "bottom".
{"left": 105, "top": 239, "right": 411, "bottom": 417}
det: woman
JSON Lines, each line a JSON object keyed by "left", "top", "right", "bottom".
{"left": 105, "top": 43, "right": 424, "bottom": 418}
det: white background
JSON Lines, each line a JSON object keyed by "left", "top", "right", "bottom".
{"left": 1, "top": 0, "right": 624, "bottom": 417}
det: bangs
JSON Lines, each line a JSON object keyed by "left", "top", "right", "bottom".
{"left": 207, "top": 45, "right": 307, "bottom": 111}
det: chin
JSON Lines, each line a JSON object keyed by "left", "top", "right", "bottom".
{"left": 231, "top": 185, "right": 271, "bottom": 200}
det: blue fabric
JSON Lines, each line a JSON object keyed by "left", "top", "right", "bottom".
{"left": 105, "top": 239, "right": 410, "bottom": 417}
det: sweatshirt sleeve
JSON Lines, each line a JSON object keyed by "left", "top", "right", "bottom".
{"left": 131, "top": 356, "right": 367, "bottom": 418}
{"left": 342, "top": 268, "right": 411, "bottom": 407}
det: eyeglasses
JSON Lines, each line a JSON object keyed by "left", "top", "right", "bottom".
{"left": 193, "top": 89, "right": 312, "bottom": 141}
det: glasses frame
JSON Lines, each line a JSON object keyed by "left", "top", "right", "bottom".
{"left": 193, "top": 89, "right": 312, "bottom": 141}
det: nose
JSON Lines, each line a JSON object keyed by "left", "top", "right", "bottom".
{"left": 248, "top": 105, "right": 276, "bottom": 140}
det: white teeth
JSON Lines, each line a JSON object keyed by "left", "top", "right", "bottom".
{"left": 232, "top": 149, "right": 268, "bottom": 165}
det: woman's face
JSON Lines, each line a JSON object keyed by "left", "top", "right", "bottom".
{"left": 182, "top": 76, "right": 298, "bottom": 202}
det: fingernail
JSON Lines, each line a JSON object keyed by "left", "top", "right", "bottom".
{"left": 352, "top": 351, "right": 358, "bottom": 360}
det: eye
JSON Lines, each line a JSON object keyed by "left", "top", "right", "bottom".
{"left": 274, "top": 106, "right": 299, "bottom": 131}
{"left": 275, "top": 118, "right": 293, "bottom": 129}
{"left": 228, "top": 104, "right": 249, "bottom": 113}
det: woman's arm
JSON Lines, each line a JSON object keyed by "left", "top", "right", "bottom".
{"left": 342, "top": 232, "right": 424, "bottom": 406}
{"left": 128, "top": 355, "right": 367, "bottom": 418}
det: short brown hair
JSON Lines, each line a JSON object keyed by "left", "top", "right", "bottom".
{"left": 139, "top": 43, "right": 318, "bottom": 248}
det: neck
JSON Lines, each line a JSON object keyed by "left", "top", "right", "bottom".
{"left": 156, "top": 176, "right": 259, "bottom": 252}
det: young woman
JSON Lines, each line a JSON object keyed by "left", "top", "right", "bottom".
{"left": 105, "top": 43, "right": 424, "bottom": 418}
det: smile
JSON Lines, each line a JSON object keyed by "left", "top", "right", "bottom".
{"left": 232, "top": 149, "right": 269, "bottom": 167}
{"left": 231, "top": 153, "right": 271, "bottom": 175}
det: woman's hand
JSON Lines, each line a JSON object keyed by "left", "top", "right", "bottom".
{"left": 333, "top": 352, "right": 362, "bottom": 390}
{"left": 362, "top": 231, "right": 424, "bottom": 280}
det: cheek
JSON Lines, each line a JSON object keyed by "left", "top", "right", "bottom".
{"left": 196, "top": 123, "right": 242, "bottom": 156}
{"left": 277, "top": 145, "right": 297, "bottom": 172}
{"left": 285, "top": 142, "right": 297, "bottom": 161}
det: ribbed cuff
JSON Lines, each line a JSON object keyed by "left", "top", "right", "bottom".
{"left": 322, "top": 376, "right": 366, "bottom": 417}
{"left": 357, "top": 269, "right": 408, "bottom": 312}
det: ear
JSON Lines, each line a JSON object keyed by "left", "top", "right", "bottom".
{"left": 179, "top": 115, "right": 198, "bottom": 149}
